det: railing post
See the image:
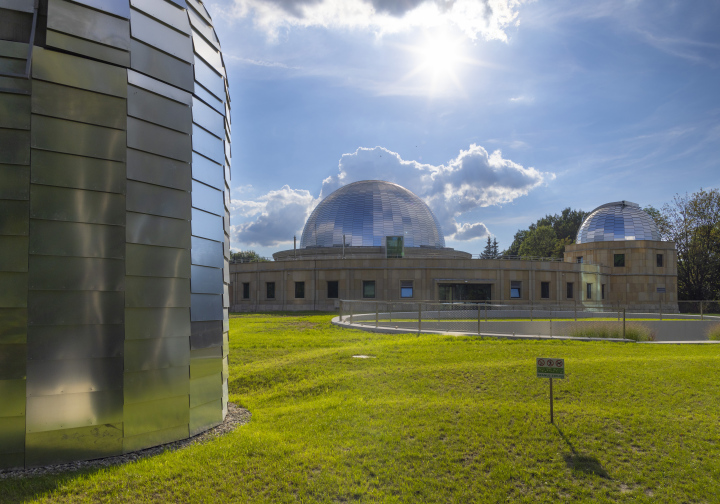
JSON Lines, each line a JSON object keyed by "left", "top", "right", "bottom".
{"left": 659, "top": 303, "right": 662, "bottom": 321}
{"left": 350, "top": 303, "right": 353, "bottom": 325}
{"left": 375, "top": 302, "right": 378, "bottom": 328}
{"left": 477, "top": 304, "right": 481, "bottom": 335}
{"left": 701, "top": 300, "right": 704, "bottom": 320}
{"left": 623, "top": 308, "right": 626, "bottom": 339}
{"left": 418, "top": 303, "right": 422, "bottom": 333}
{"left": 389, "top": 303, "right": 392, "bottom": 323}
{"left": 530, "top": 302, "right": 533, "bottom": 322}
{"left": 339, "top": 300, "right": 343, "bottom": 321}
{"left": 574, "top": 300, "right": 577, "bottom": 321}
{"left": 485, "top": 302, "right": 488, "bottom": 322}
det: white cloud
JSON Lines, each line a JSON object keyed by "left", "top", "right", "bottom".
{"left": 231, "top": 185, "right": 316, "bottom": 246}
{"left": 453, "top": 222, "right": 490, "bottom": 240}
{"left": 224, "top": 0, "right": 525, "bottom": 42}
{"left": 232, "top": 144, "right": 553, "bottom": 249}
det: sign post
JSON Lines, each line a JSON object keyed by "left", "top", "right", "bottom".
{"left": 537, "top": 358, "right": 565, "bottom": 423}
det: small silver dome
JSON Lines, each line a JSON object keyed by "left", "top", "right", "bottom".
{"left": 301, "top": 180, "right": 445, "bottom": 248}
{"left": 576, "top": 201, "right": 660, "bottom": 244}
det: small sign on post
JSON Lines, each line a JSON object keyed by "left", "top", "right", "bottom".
{"left": 537, "top": 358, "right": 565, "bottom": 424}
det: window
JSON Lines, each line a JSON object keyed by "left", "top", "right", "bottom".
{"left": 510, "top": 281, "right": 521, "bottom": 299}
{"left": 401, "top": 280, "right": 413, "bottom": 298}
{"left": 577, "top": 256, "right": 583, "bottom": 264}
{"left": 266, "top": 282, "right": 275, "bottom": 299}
{"left": 614, "top": 253, "right": 625, "bottom": 267}
{"left": 566, "top": 282, "right": 574, "bottom": 299}
{"left": 541, "top": 282, "right": 550, "bottom": 299}
{"left": 242, "top": 282, "right": 250, "bottom": 299}
{"left": 386, "top": 236, "right": 404, "bottom": 258}
{"left": 363, "top": 280, "right": 375, "bottom": 298}
{"left": 586, "top": 283, "right": 592, "bottom": 300}
{"left": 601, "top": 284, "right": 605, "bottom": 300}
{"left": 295, "top": 281, "right": 305, "bottom": 299}
{"left": 657, "top": 254, "right": 663, "bottom": 267}
{"left": 327, "top": 281, "right": 339, "bottom": 299}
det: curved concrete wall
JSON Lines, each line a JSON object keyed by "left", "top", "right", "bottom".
{"left": 0, "top": 0, "right": 231, "bottom": 468}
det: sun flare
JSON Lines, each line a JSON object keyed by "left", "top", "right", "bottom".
{"left": 401, "top": 31, "right": 471, "bottom": 96}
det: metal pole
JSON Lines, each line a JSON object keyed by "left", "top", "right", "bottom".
{"left": 375, "top": 302, "right": 378, "bottom": 328}
{"left": 350, "top": 304, "right": 353, "bottom": 325}
{"left": 477, "top": 304, "right": 481, "bottom": 335}
{"left": 701, "top": 300, "right": 704, "bottom": 320}
{"left": 550, "top": 377, "right": 554, "bottom": 424}
{"left": 574, "top": 300, "right": 577, "bottom": 321}
{"left": 623, "top": 308, "right": 626, "bottom": 339}
{"left": 530, "top": 302, "right": 533, "bottom": 322}
{"left": 418, "top": 303, "right": 422, "bottom": 332}
{"left": 389, "top": 303, "right": 392, "bottom": 323}
{"left": 485, "top": 302, "right": 488, "bottom": 322}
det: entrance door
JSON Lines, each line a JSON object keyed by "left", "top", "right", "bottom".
{"left": 438, "top": 283, "right": 492, "bottom": 301}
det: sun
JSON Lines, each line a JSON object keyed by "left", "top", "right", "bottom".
{"left": 401, "top": 31, "right": 470, "bottom": 96}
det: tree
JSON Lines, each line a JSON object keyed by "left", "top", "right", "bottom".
{"left": 502, "top": 207, "right": 588, "bottom": 258}
{"left": 660, "top": 189, "right": 720, "bottom": 300}
{"left": 518, "top": 225, "right": 559, "bottom": 258}
{"left": 480, "top": 236, "right": 494, "bottom": 259}
{"left": 491, "top": 237, "right": 499, "bottom": 258}
{"left": 643, "top": 205, "right": 671, "bottom": 239}
{"left": 230, "top": 250, "right": 269, "bottom": 263}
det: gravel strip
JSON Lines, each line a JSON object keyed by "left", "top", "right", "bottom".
{"left": 0, "top": 403, "right": 251, "bottom": 480}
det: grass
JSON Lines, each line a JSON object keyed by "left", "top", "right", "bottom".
{"left": 708, "top": 323, "right": 720, "bottom": 340}
{"left": 2, "top": 312, "right": 720, "bottom": 503}
{"left": 568, "top": 322, "right": 655, "bottom": 341}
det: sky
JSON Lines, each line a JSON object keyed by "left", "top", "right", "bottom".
{"left": 207, "top": 0, "right": 720, "bottom": 258}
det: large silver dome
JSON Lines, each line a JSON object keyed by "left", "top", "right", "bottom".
{"left": 301, "top": 181, "right": 445, "bottom": 248}
{"left": 576, "top": 201, "right": 660, "bottom": 244}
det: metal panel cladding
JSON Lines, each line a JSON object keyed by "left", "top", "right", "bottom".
{"left": 0, "top": 0, "right": 230, "bottom": 469}
{"left": 576, "top": 201, "right": 660, "bottom": 244}
{"left": 300, "top": 180, "right": 445, "bottom": 249}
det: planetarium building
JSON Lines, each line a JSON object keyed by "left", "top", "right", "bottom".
{"left": 230, "top": 183, "right": 677, "bottom": 312}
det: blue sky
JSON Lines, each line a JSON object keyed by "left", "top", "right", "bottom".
{"left": 208, "top": 0, "right": 720, "bottom": 258}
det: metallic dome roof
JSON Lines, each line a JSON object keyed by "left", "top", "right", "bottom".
{"left": 301, "top": 180, "right": 445, "bottom": 248}
{"left": 576, "top": 201, "right": 660, "bottom": 244}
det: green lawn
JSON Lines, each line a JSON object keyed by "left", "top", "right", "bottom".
{"left": 3, "top": 312, "right": 720, "bottom": 503}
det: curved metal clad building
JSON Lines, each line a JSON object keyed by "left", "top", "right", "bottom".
{"left": 300, "top": 180, "right": 445, "bottom": 249}
{"left": 576, "top": 201, "right": 660, "bottom": 244}
{"left": 0, "top": 0, "right": 230, "bottom": 468}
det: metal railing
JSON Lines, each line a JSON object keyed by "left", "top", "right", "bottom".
{"left": 338, "top": 300, "right": 720, "bottom": 340}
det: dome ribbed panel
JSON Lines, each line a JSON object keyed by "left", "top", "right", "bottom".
{"left": 300, "top": 181, "right": 445, "bottom": 249}
{"left": 576, "top": 201, "right": 660, "bottom": 244}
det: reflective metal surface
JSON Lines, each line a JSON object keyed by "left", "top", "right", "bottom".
{"left": 0, "top": 0, "right": 34, "bottom": 13}
{"left": 127, "top": 148, "right": 191, "bottom": 191}
{"left": 130, "top": 8, "right": 193, "bottom": 63}
{"left": 30, "top": 185, "right": 125, "bottom": 225}
{"left": 30, "top": 220, "right": 125, "bottom": 258}
{"left": 191, "top": 208, "right": 223, "bottom": 242}
{"left": 31, "top": 115, "right": 126, "bottom": 162}
{"left": 127, "top": 69, "right": 192, "bottom": 105}
{"left": 70, "top": 0, "right": 130, "bottom": 19}
{"left": 32, "top": 80, "right": 127, "bottom": 129}
{"left": 31, "top": 149, "right": 125, "bottom": 194}
{"left": 300, "top": 180, "right": 446, "bottom": 249}
{"left": 48, "top": 0, "right": 130, "bottom": 51}
{"left": 190, "top": 294, "right": 223, "bottom": 321}
{"left": 128, "top": 85, "right": 191, "bottom": 133}
{"left": 126, "top": 244, "right": 190, "bottom": 278}
{"left": 46, "top": 30, "right": 130, "bottom": 68}
{"left": 130, "top": 0, "right": 191, "bottom": 35}
{"left": 129, "top": 39, "right": 194, "bottom": 92}
{"left": 190, "top": 265, "right": 223, "bottom": 294}
{"left": 126, "top": 180, "right": 191, "bottom": 220}
{"left": 127, "top": 116, "right": 191, "bottom": 163}
{"left": 0, "top": 0, "right": 230, "bottom": 467}
{"left": 32, "top": 46, "right": 127, "bottom": 98}
{"left": 125, "top": 307, "right": 190, "bottom": 340}
{"left": 191, "top": 235, "right": 223, "bottom": 268}
{"left": 127, "top": 212, "right": 191, "bottom": 248}
{"left": 0, "top": 164, "right": 29, "bottom": 200}
{"left": 192, "top": 152, "right": 223, "bottom": 190}
{"left": 576, "top": 201, "right": 661, "bottom": 244}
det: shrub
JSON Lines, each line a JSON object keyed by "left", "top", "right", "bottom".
{"left": 707, "top": 323, "right": 720, "bottom": 341}
{"left": 569, "top": 322, "right": 654, "bottom": 342}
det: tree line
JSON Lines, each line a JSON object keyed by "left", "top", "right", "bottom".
{"left": 492, "top": 189, "right": 720, "bottom": 300}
